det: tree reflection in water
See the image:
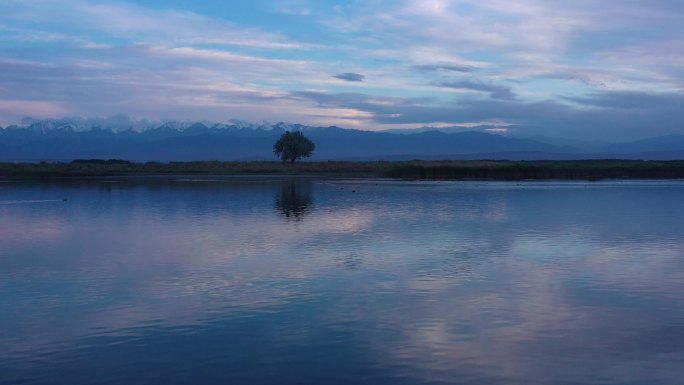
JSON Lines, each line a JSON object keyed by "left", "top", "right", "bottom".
{"left": 275, "top": 178, "right": 314, "bottom": 220}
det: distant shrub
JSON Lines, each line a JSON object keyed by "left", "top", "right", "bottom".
{"left": 72, "top": 159, "right": 132, "bottom": 165}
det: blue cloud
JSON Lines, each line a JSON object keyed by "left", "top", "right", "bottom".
{"left": 565, "top": 91, "right": 684, "bottom": 110}
{"left": 434, "top": 80, "right": 516, "bottom": 100}
{"left": 292, "top": 89, "right": 684, "bottom": 141}
{"left": 411, "top": 64, "right": 477, "bottom": 73}
{"left": 1, "top": 0, "right": 683, "bottom": 139}
{"left": 333, "top": 73, "right": 365, "bottom": 82}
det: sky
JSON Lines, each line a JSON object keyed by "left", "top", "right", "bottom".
{"left": 0, "top": 0, "right": 683, "bottom": 140}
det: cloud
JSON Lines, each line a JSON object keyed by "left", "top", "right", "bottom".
{"left": 537, "top": 71, "right": 615, "bottom": 88}
{"left": 1, "top": 0, "right": 684, "bottom": 139}
{"left": 0, "top": 1, "right": 314, "bottom": 50}
{"left": 0, "top": 100, "right": 69, "bottom": 124}
{"left": 138, "top": 45, "right": 311, "bottom": 71}
{"left": 411, "top": 64, "right": 477, "bottom": 73}
{"left": 322, "top": 0, "right": 684, "bottom": 89}
{"left": 566, "top": 91, "right": 684, "bottom": 110}
{"left": 292, "top": 89, "right": 684, "bottom": 140}
{"left": 292, "top": 90, "right": 423, "bottom": 110}
{"left": 78, "top": 2, "right": 312, "bottom": 50}
{"left": 332, "top": 72, "right": 365, "bottom": 82}
{"left": 434, "top": 80, "right": 516, "bottom": 100}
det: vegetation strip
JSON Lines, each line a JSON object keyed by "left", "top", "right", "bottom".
{"left": 2, "top": 160, "right": 684, "bottom": 180}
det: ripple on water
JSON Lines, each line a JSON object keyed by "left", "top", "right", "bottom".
{"left": 2, "top": 179, "right": 684, "bottom": 385}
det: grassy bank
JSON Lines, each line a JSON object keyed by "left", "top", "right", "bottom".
{"left": 383, "top": 160, "right": 684, "bottom": 180}
{"left": 0, "top": 160, "right": 387, "bottom": 178}
{"left": 2, "top": 159, "right": 684, "bottom": 180}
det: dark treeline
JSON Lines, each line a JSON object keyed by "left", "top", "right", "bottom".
{"left": 71, "top": 159, "right": 133, "bottom": 165}
{"left": 0, "top": 160, "right": 383, "bottom": 177}
{"left": 384, "top": 160, "right": 684, "bottom": 180}
{"left": 1, "top": 159, "right": 684, "bottom": 180}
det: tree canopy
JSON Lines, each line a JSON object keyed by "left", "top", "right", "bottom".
{"left": 273, "top": 131, "right": 315, "bottom": 163}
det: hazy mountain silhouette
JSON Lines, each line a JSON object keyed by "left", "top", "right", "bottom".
{"left": 1, "top": 120, "right": 683, "bottom": 161}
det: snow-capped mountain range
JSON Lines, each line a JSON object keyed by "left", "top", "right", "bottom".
{"left": 1, "top": 118, "right": 684, "bottom": 162}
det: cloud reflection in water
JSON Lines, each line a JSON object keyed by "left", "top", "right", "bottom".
{"left": 1, "top": 179, "right": 684, "bottom": 384}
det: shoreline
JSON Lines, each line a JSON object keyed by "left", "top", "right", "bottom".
{"left": 2, "top": 159, "right": 684, "bottom": 181}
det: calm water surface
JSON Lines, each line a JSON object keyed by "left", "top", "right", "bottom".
{"left": 2, "top": 177, "right": 684, "bottom": 385}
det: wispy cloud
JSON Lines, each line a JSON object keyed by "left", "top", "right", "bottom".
{"left": 434, "top": 80, "right": 516, "bottom": 100}
{"left": 290, "top": 89, "right": 684, "bottom": 140}
{"left": 565, "top": 91, "right": 684, "bottom": 110}
{"left": 79, "top": 2, "right": 313, "bottom": 50}
{"left": 411, "top": 64, "right": 477, "bottom": 73}
{"left": 332, "top": 73, "right": 365, "bottom": 82}
{"left": 0, "top": 0, "right": 683, "bottom": 139}
{"left": 0, "top": 100, "right": 68, "bottom": 123}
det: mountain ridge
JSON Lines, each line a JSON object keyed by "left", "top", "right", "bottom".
{"left": 1, "top": 119, "right": 683, "bottom": 161}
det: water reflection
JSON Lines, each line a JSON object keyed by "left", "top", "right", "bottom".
{"left": 1, "top": 179, "right": 684, "bottom": 385}
{"left": 333, "top": 253, "right": 363, "bottom": 270}
{"left": 274, "top": 178, "right": 313, "bottom": 220}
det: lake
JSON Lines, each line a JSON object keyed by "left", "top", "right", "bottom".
{"left": 2, "top": 177, "right": 684, "bottom": 385}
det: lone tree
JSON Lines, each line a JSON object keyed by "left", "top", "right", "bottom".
{"left": 273, "top": 131, "right": 315, "bottom": 163}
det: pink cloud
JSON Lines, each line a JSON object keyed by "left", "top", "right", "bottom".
{"left": 0, "top": 100, "right": 69, "bottom": 124}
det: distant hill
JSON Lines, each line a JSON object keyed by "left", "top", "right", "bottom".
{"left": 1, "top": 120, "right": 683, "bottom": 161}
{"left": 603, "top": 134, "right": 684, "bottom": 153}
